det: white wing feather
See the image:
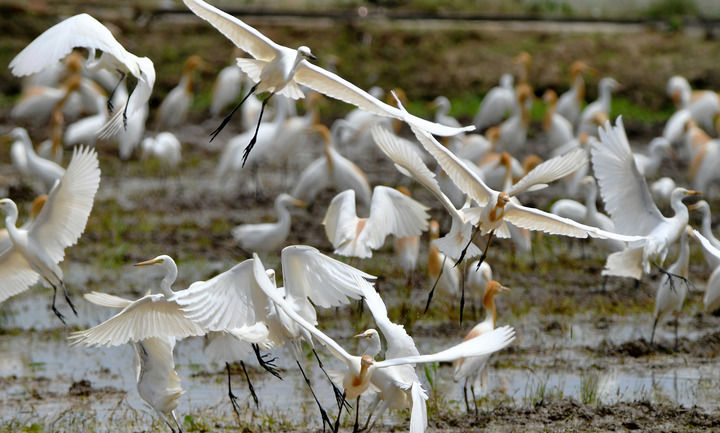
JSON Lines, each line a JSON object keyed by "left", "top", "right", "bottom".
{"left": 693, "top": 230, "right": 720, "bottom": 263}
{"left": 27, "top": 146, "right": 101, "bottom": 264}
{"left": 0, "top": 248, "right": 40, "bottom": 303}
{"left": 508, "top": 148, "right": 587, "bottom": 196}
{"left": 410, "top": 381, "right": 429, "bottom": 433}
{"left": 592, "top": 117, "right": 666, "bottom": 235}
{"left": 68, "top": 294, "right": 205, "bottom": 347}
{"left": 363, "top": 186, "right": 429, "bottom": 249}
{"left": 181, "top": 0, "right": 279, "bottom": 61}
{"left": 83, "top": 291, "right": 133, "bottom": 309}
{"left": 375, "top": 325, "right": 515, "bottom": 368}
{"left": 362, "top": 286, "right": 419, "bottom": 360}
{"left": 322, "top": 190, "right": 360, "bottom": 250}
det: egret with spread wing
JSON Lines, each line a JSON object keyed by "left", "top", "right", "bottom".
{"left": 0, "top": 146, "right": 100, "bottom": 323}
{"left": 181, "top": 0, "right": 473, "bottom": 166}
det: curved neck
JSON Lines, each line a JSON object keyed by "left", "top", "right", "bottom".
{"left": 543, "top": 98, "right": 556, "bottom": 131}
{"left": 3, "top": 203, "right": 18, "bottom": 232}
{"left": 669, "top": 193, "right": 689, "bottom": 220}
{"left": 159, "top": 263, "right": 178, "bottom": 298}
{"left": 483, "top": 291, "right": 498, "bottom": 327}
{"left": 573, "top": 75, "right": 586, "bottom": 103}
{"left": 584, "top": 180, "right": 599, "bottom": 216}
{"left": 275, "top": 200, "right": 292, "bottom": 225}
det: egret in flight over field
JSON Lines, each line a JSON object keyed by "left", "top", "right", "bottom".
{"left": 0, "top": 146, "right": 100, "bottom": 323}
{"left": 9, "top": 13, "right": 156, "bottom": 138}
{"left": 181, "top": 0, "right": 474, "bottom": 166}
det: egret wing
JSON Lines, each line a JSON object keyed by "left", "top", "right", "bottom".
{"left": 693, "top": 230, "right": 720, "bottom": 263}
{"left": 362, "top": 285, "right": 419, "bottom": 360}
{"left": 0, "top": 248, "right": 40, "bottom": 303}
{"left": 371, "top": 126, "right": 463, "bottom": 220}
{"left": 10, "top": 14, "right": 129, "bottom": 76}
{"left": 410, "top": 381, "right": 429, "bottom": 433}
{"left": 68, "top": 294, "right": 205, "bottom": 347}
{"left": 252, "top": 253, "right": 355, "bottom": 362}
{"left": 294, "top": 62, "right": 474, "bottom": 137}
{"left": 508, "top": 148, "right": 587, "bottom": 196}
{"left": 173, "top": 259, "right": 268, "bottom": 331}
{"left": 408, "top": 123, "right": 493, "bottom": 206}
{"left": 592, "top": 117, "right": 666, "bottom": 235}
{"left": 281, "top": 245, "right": 376, "bottom": 321}
{"left": 376, "top": 325, "right": 515, "bottom": 368}
{"left": 98, "top": 57, "right": 155, "bottom": 138}
{"left": 500, "top": 201, "right": 645, "bottom": 241}
{"left": 322, "top": 190, "right": 359, "bottom": 249}
{"left": 363, "top": 186, "right": 429, "bottom": 249}
{"left": 83, "top": 291, "right": 133, "bottom": 308}
{"left": 182, "top": 0, "right": 279, "bottom": 61}
{"left": 27, "top": 146, "right": 101, "bottom": 264}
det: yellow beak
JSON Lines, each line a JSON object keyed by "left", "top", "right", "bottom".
{"left": 135, "top": 258, "right": 162, "bottom": 267}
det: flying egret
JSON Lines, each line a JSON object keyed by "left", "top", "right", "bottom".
{"left": 323, "top": 186, "right": 430, "bottom": 259}
{"left": 650, "top": 226, "right": 691, "bottom": 348}
{"left": 250, "top": 252, "right": 515, "bottom": 432}
{"left": 9, "top": 13, "right": 155, "bottom": 138}
{"left": 7, "top": 127, "right": 65, "bottom": 193}
{"left": 556, "top": 61, "right": 594, "bottom": 127}
{"left": 0, "top": 145, "right": 100, "bottom": 323}
{"left": 592, "top": 116, "right": 700, "bottom": 280}
{"left": 393, "top": 110, "right": 640, "bottom": 269}
{"left": 181, "top": 0, "right": 473, "bottom": 166}
{"left": 453, "top": 280, "right": 509, "bottom": 416}
{"left": 231, "top": 193, "right": 306, "bottom": 253}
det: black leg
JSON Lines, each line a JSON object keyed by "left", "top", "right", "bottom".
{"left": 650, "top": 316, "right": 658, "bottom": 345}
{"left": 226, "top": 362, "right": 243, "bottom": 417}
{"left": 463, "top": 380, "right": 470, "bottom": 413}
{"left": 424, "top": 255, "right": 447, "bottom": 314}
{"left": 241, "top": 93, "right": 272, "bottom": 167}
{"left": 313, "top": 348, "right": 349, "bottom": 411}
{"left": 210, "top": 83, "right": 259, "bottom": 142}
{"left": 297, "top": 360, "right": 334, "bottom": 432}
{"left": 106, "top": 69, "right": 126, "bottom": 113}
{"left": 460, "top": 259, "right": 467, "bottom": 324}
{"left": 46, "top": 278, "right": 65, "bottom": 325}
{"left": 471, "top": 384, "right": 478, "bottom": 418}
{"left": 475, "top": 231, "right": 495, "bottom": 271}
{"left": 252, "top": 343, "right": 281, "bottom": 380}
{"left": 454, "top": 225, "right": 481, "bottom": 267}
{"left": 61, "top": 281, "right": 77, "bottom": 316}
{"left": 240, "top": 360, "right": 259, "bottom": 407}
{"left": 353, "top": 396, "right": 360, "bottom": 433}
{"left": 334, "top": 391, "right": 347, "bottom": 433}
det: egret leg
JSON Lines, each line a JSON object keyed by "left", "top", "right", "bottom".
{"left": 225, "top": 363, "right": 244, "bottom": 417}
{"left": 459, "top": 259, "right": 467, "bottom": 324}
{"left": 44, "top": 277, "right": 66, "bottom": 325}
{"left": 471, "top": 383, "right": 478, "bottom": 418}
{"left": 454, "top": 225, "right": 481, "bottom": 267}
{"left": 60, "top": 281, "right": 77, "bottom": 316}
{"left": 333, "top": 391, "right": 347, "bottom": 433}
{"left": 650, "top": 316, "right": 659, "bottom": 345}
{"left": 475, "top": 231, "right": 496, "bottom": 271}
{"left": 297, "top": 360, "right": 334, "bottom": 432}
{"left": 313, "top": 348, "right": 349, "bottom": 411}
{"left": 241, "top": 93, "right": 273, "bottom": 167}
{"left": 240, "top": 360, "right": 259, "bottom": 407}
{"left": 251, "top": 343, "right": 281, "bottom": 379}
{"left": 210, "top": 83, "right": 259, "bottom": 142}
{"left": 674, "top": 315, "right": 679, "bottom": 351}
{"left": 424, "top": 255, "right": 447, "bottom": 314}
{"left": 361, "top": 395, "right": 381, "bottom": 431}
{"left": 353, "top": 396, "right": 361, "bottom": 433}
{"left": 171, "top": 411, "right": 183, "bottom": 433}
{"left": 106, "top": 69, "right": 126, "bottom": 113}
{"left": 463, "top": 379, "right": 470, "bottom": 413}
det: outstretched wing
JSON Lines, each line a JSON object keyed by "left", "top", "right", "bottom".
{"left": 362, "top": 285, "right": 419, "bottom": 360}
{"left": 592, "top": 116, "right": 666, "bottom": 235}
{"left": 508, "top": 148, "right": 587, "bottom": 196}
{"left": 10, "top": 14, "right": 128, "bottom": 76}
{"left": 68, "top": 294, "right": 205, "bottom": 347}
{"left": 294, "top": 62, "right": 474, "bottom": 137}
{"left": 172, "top": 259, "right": 268, "bottom": 331}
{"left": 322, "top": 190, "right": 359, "bottom": 250}
{"left": 182, "top": 0, "right": 279, "bottom": 61}
{"left": 0, "top": 247, "right": 40, "bottom": 303}
{"left": 281, "top": 245, "right": 376, "bottom": 322}
{"left": 363, "top": 186, "right": 429, "bottom": 249}
{"left": 28, "top": 146, "right": 101, "bottom": 264}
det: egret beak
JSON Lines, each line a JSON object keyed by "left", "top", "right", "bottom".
{"left": 498, "top": 284, "right": 511, "bottom": 292}
{"left": 685, "top": 190, "right": 701, "bottom": 196}
{"left": 353, "top": 332, "right": 369, "bottom": 339}
{"left": 308, "top": 53, "right": 318, "bottom": 61}
{"left": 135, "top": 258, "right": 163, "bottom": 267}
{"left": 688, "top": 202, "right": 703, "bottom": 211}
{"left": 292, "top": 198, "right": 307, "bottom": 209}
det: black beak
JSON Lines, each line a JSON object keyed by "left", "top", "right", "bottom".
{"left": 308, "top": 54, "right": 318, "bottom": 61}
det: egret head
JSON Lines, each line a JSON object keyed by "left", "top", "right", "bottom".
{"left": 542, "top": 89, "right": 557, "bottom": 104}
{"left": 429, "top": 220, "right": 440, "bottom": 239}
{"left": 354, "top": 329, "right": 379, "bottom": 340}
{"left": 297, "top": 46, "right": 317, "bottom": 61}
{"left": 0, "top": 198, "right": 18, "bottom": 218}
{"left": 135, "top": 254, "right": 175, "bottom": 267}
{"left": 277, "top": 193, "right": 307, "bottom": 209}
{"left": 485, "top": 280, "right": 511, "bottom": 296}
{"left": 360, "top": 354, "right": 374, "bottom": 368}
{"left": 497, "top": 192, "right": 510, "bottom": 207}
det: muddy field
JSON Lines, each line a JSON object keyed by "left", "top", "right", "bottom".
{"left": 2, "top": 4, "right": 720, "bottom": 433}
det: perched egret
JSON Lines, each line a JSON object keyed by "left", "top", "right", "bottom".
{"left": 181, "top": 0, "right": 473, "bottom": 166}
{"left": 141, "top": 132, "right": 182, "bottom": 168}
{"left": 231, "top": 193, "right": 306, "bottom": 253}
{"left": 0, "top": 146, "right": 100, "bottom": 323}
{"left": 156, "top": 55, "right": 203, "bottom": 130}
{"left": 542, "top": 89, "right": 574, "bottom": 150}
{"left": 9, "top": 13, "right": 155, "bottom": 138}
{"left": 556, "top": 61, "right": 594, "bottom": 127}
{"left": 473, "top": 74, "right": 515, "bottom": 131}
{"left": 323, "top": 186, "right": 430, "bottom": 259}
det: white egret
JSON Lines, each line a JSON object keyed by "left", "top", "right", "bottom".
{"left": 692, "top": 230, "right": 720, "bottom": 312}
{"left": 430, "top": 96, "right": 462, "bottom": 129}
{"left": 650, "top": 176, "right": 676, "bottom": 206}
{"left": 181, "top": 0, "right": 473, "bottom": 166}
{"left": 7, "top": 127, "right": 65, "bottom": 193}
{"left": 496, "top": 84, "right": 533, "bottom": 154}
{"left": 393, "top": 186, "right": 422, "bottom": 284}
{"left": 210, "top": 63, "right": 244, "bottom": 118}
{"left": 250, "top": 253, "right": 515, "bottom": 432}
{"left": 556, "top": 61, "right": 594, "bottom": 127}
{"left": 689, "top": 200, "right": 720, "bottom": 268}
{"left": 650, "top": 226, "right": 691, "bottom": 347}
{"left": 0, "top": 146, "right": 100, "bottom": 323}
{"left": 156, "top": 55, "right": 203, "bottom": 130}
{"left": 453, "top": 280, "right": 509, "bottom": 415}
{"left": 230, "top": 193, "right": 306, "bottom": 253}
{"left": 323, "top": 186, "right": 430, "bottom": 259}
{"left": 578, "top": 77, "right": 619, "bottom": 137}
{"left": 0, "top": 194, "right": 47, "bottom": 253}
{"left": 473, "top": 74, "right": 515, "bottom": 131}
{"left": 633, "top": 137, "right": 672, "bottom": 178}
{"left": 9, "top": 13, "right": 156, "bottom": 138}
{"left": 592, "top": 116, "right": 700, "bottom": 279}
{"left": 542, "top": 89, "right": 574, "bottom": 150}
{"left": 141, "top": 132, "right": 182, "bottom": 168}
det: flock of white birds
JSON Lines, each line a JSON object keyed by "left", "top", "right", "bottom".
{"left": 2, "top": 0, "right": 720, "bottom": 432}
